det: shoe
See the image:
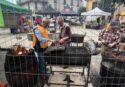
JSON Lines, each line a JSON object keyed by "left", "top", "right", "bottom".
{"left": 40, "top": 76, "right": 45, "bottom": 87}
{"left": 63, "top": 66, "right": 69, "bottom": 69}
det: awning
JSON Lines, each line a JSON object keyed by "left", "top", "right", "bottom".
{"left": 36, "top": 11, "right": 60, "bottom": 15}
{"left": 61, "top": 6, "right": 79, "bottom": 16}
{"left": 81, "top": 7, "right": 111, "bottom": 16}
{"left": 0, "top": 0, "right": 31, "bottom": 14}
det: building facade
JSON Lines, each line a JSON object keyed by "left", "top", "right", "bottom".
{"left": 48, "top": 0, "right": 83, "bottom": 12}
{"left": 16, "top": 0, "right": 83, "bottom": 13}
{"left": 16, "top": 0, "right": 48, "bottom": 12}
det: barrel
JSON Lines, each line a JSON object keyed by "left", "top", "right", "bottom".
{"left": 4, "top": 50, "right": 38, "bottom": 87}
{"left": 65, "top": 46, "right": 91, "bottom": 66}
{"left": 44, "top": 45, "right": 91, "bottom": 66}
{"left": 44, "top": 45, "right": 66, "bottom": 65}
{"left": 100, "top": 52, "right": 125, "bottom": 87}
{"left": 71, "top": 34, "right": 85, "bottom": 43}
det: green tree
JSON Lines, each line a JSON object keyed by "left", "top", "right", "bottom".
{"left": 99, "top": 0, "right": 112, "bottom": 12}
{"left": 99, "top": 0, "right": 125, "bottom": 12}
{"left": 78, "top": 6, "right": 86, "bottom": 14}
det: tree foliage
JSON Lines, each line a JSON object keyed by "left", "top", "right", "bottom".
{"left": 99, "top": 0, "right": 112, "bottom": 12}
{"left": 99, "top": 0, "right": 125, "bottom": 13}
{"left": 78, "top": 6, "right": 86, "bottom": 14}
{"left": 99, "top": 0, "right": 125, "bottom": 14}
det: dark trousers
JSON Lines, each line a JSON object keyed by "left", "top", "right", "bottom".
{"left": 35, "top": 50, "right": 46, "bottom": 87}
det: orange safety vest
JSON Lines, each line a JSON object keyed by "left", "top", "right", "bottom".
{"left": 32, "top": 25, "right": 48, "bottom": 49}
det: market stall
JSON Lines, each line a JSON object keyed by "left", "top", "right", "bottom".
{"left": 61, "top": 6, "right": 79, "bottom": 16}
{"left": 81, "top": 7, "right": 111, "bottom": 16}
{"left": 81, "top": 7, "right": 111, "bottom": 29}
{"left": 0, "top": 0, "right": 31, "bottom": 29}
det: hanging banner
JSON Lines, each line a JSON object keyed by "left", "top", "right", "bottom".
{"left": 0, "top": 6, "right": 5, "bottom": 27}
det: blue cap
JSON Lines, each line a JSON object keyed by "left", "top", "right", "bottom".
{"left": 110, "top": 21, "right": 120, "bottom": 29}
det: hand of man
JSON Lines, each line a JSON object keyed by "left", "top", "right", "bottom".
{"left": 59, "top": 39, "right": 64, "bottom": 44}
{"left": 108, "top": 43, "right": 115, "bottom": 48}
{"left": 48, "top": 39, "right": 55, "bottom": 43}
{"left": 101, "top": 40, "right": 105, "bottom": 44}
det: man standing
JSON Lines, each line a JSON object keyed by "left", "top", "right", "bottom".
{"left": 112, "top": 14, "right": 120, "bottom": 26}
{"left": 57, "top": 16, "right": 71, "bottom": 45}
{"left": 120, "top": 22, "right": 125, "bottom": 42}
{"left": 32, "top": 17, "right": 53, "bottom": 87}
{"left": 27, "top": 17, "right": 32, "bottom": 32}
{"left": 99, "top": 21, "right": 121, "bottom": 54}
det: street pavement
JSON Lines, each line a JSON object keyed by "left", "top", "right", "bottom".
{"left": 0, "top": 27, "right": 102, "bottom": 87}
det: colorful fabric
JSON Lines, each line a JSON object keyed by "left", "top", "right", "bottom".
{"left": 32, "top": 25, "right": 48, "bottom": 49}
{"left": 99, "top": 29, "right": 121, "bottom": 46}
{"left": 120, "top": 28, "right": 125, "bottom": 33}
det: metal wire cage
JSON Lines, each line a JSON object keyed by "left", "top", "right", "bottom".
{"left": 0, "top": 0, "right": 125, "bottom": 87}
{"left": 0, "top": 30, "right": 92, "bottom": 87}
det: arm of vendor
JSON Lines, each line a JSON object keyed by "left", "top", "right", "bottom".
{"left": 59, "top": 26, "right": 71, "bottom": 43}
{"left": 34, "top": 29, "right": 52, "bottom": 42}
{"left": 61, "top": 26, "right": 71, "bottom": 40}
{"left": 99, "top": 29, "right": 121, "bottom": 47}
{"left": 108, "top": 31, "right": 121, "bottom": 47}
{"left": 34, "top": 29, "right": 48, "bottom": 43}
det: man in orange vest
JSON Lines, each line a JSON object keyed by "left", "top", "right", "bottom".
{"left": 32, "top": 17, "right": 53, "bottom": 87}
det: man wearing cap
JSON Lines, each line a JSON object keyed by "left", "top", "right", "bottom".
{"left": 32, "top": 17, "right": 53, "bottom": 87}
{"left": 99, "top": 21, "right": 121, "bottom": 54}
{"left": 57, "top": 16, "right": 71, "bottom": 45}
{"left": 112, "top": 14, "right": 121, "bottom": 26}
{"left": 120, "top": 22, "right": 125, "bottom": 42}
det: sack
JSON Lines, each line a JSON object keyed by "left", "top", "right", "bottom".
{"left": 86, "top": 40, "right": 97, "bottom": 55}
